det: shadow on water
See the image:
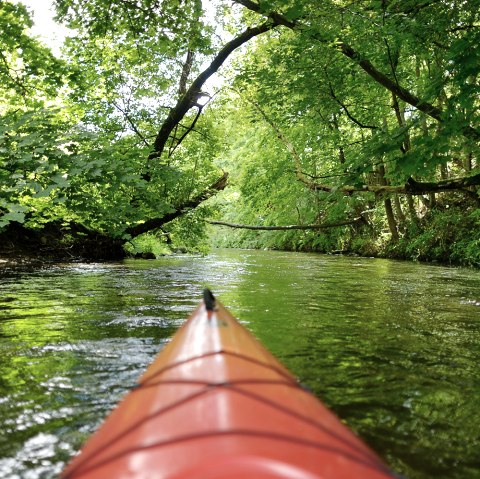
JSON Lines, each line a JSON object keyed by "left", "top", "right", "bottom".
{"left": 0, "top": 250, "right": 479, "bottom": 478}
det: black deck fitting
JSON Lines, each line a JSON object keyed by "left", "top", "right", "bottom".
{"left": 203, "top": 288, "right": 216, "bottom": 311}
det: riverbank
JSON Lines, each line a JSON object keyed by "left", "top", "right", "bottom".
{"left": 1, "top": 204, "right": 479, "bottom": 268}
{"left": 210, "top": 205, "right": 480, "bottom": 268}
{"left": 0, "top": 221, "right": 125, "bottom": 264}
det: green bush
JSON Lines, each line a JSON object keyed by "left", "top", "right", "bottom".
{"left": 124, "top": 233, "right": 171, "bottom": 258}
{"left": 400, "top": 206, "right": 480, "bottom": 266}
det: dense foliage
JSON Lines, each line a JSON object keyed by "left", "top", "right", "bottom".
{"left": 209, "top": 0, "right": 480, "bottom": 266}
{"left": 0, "top": 0, "right": 478, "bottom": 264}
{"left": 1, "top": 0, "right": 225, "bottom": 257}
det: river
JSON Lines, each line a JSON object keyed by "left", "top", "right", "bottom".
{"left": 0, "top": 249, "right": 479, "bottom": 478}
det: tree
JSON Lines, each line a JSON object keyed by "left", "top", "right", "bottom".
{"left": 50, "top": 0, "right": 273, "bottom": 241}
{"left": 1, "top": 0, "right": 236, "bottom": 254}
{"left": 0, "top": 1, "right": 73, "bottom": 229}
{"left": 1, "top": 0, "right": 478, "bottom": 263}
{"left": 208, "top": 0, "right": 479, "bottom": 259}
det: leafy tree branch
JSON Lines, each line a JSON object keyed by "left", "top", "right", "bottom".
{"left": 248, "top": 93, "right": 479, "bottom": 197}
{"left": 234, "top": 0, "right": 480, "bottom": 141}
{"left": 126, "top": 171, "right": 229, "bottom": 237}
{"left": 148, "top": 21, "right": 278, "bottom": 165}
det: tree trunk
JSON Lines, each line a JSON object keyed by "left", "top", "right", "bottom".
{"left": 384, "top": 198, "right": 399, "bottom": 241}
{"left": 378, "top": 163, "right": 399, "bottom": 241}
{"left": 177, "top": 50, "right": 194, "bottom": 98}
{"left": 407, "top": 195, "right": 419, "bottom": 225}
{"left": 394, "top": 194, "right": 406, "bottom": 225}
{"left": 391, "top": 92, "right": 419, "bottom": 224}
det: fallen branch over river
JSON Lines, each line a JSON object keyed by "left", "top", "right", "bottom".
{"left": 207, "top": 218, "right": 361, "bottom": 230}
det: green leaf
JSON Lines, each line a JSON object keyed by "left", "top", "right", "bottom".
{"left": 284, "top": 5, "right": 303, "bottom": 21}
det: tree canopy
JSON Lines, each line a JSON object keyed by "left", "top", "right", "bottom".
{"left": 0, "top": 0, "right": 479, "bottom": 263}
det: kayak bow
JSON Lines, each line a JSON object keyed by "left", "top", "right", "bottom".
{"left": 62, "top": 290, "right": 397, "bottom": 479}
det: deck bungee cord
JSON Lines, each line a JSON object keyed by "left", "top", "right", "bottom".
{"left": 62, "top": 290, "right": 399, "bottom": 479}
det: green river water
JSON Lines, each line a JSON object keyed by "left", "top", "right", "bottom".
{"left": 0, "top": 249, "right": 479, "bottom": 478}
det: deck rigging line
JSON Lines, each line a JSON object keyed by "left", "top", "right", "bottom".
{"left": 64, "top": 351, "right": 392, "bottom": 478}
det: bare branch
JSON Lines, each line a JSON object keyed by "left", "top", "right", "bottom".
{"left": 307, "top": 173, "right": 480, "bottom": 196}
{"left": 207, "top": 218, "right": 362, "bottom": 230}
{"left": 168, "top": 103, "right": 206, "bottom": 157}
{"left": 327, "top": 81, "right": 378, "bottom": 129}
{"left": 0, "top": 50, "right": 29, "bottom": 97}
{"left": 246, "top": 98, "right": 315, "bottom": 188}
{"left": 112, "top": 100, "right": 150, "bottom": 147}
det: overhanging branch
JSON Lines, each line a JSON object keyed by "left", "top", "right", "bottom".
{"left": 126, "top": 171, "right": 229, "bottom": 237}
{"left": 148, "top": 21, "right": 277, "bottom": 164}
{"left": 247, "top": 94, "right": 480, "bottom": 197}
{"left": 234, "top": 0, "right": 480, "bottom": 141}
{"left": 207, "top": 218, "right": 361, "bottom": 230}
{"left": 308, "top": 173, "right": 480, "bottom": 195}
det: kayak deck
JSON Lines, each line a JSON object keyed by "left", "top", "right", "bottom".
{"left": 62, "top": 295, "right": 397, "bottom": 478}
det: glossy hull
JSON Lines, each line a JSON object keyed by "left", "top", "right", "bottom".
{"left": 62, "top": 297, "right": 396, "bottom": 479}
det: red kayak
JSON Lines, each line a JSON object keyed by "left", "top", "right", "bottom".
{"left": 62, "top": 290, "right": 397, "bottom": 478}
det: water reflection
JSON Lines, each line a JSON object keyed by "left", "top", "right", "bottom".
{"left": 0, "top": 251, "right": 479, "bottom": 478}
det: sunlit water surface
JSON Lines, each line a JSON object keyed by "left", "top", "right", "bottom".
{"left": 0, "top": 249, "right": 479, "bottom": 478}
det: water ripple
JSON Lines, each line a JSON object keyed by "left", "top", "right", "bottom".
{"left": 0, "top": 250, "right": 479, "bottom": 479}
